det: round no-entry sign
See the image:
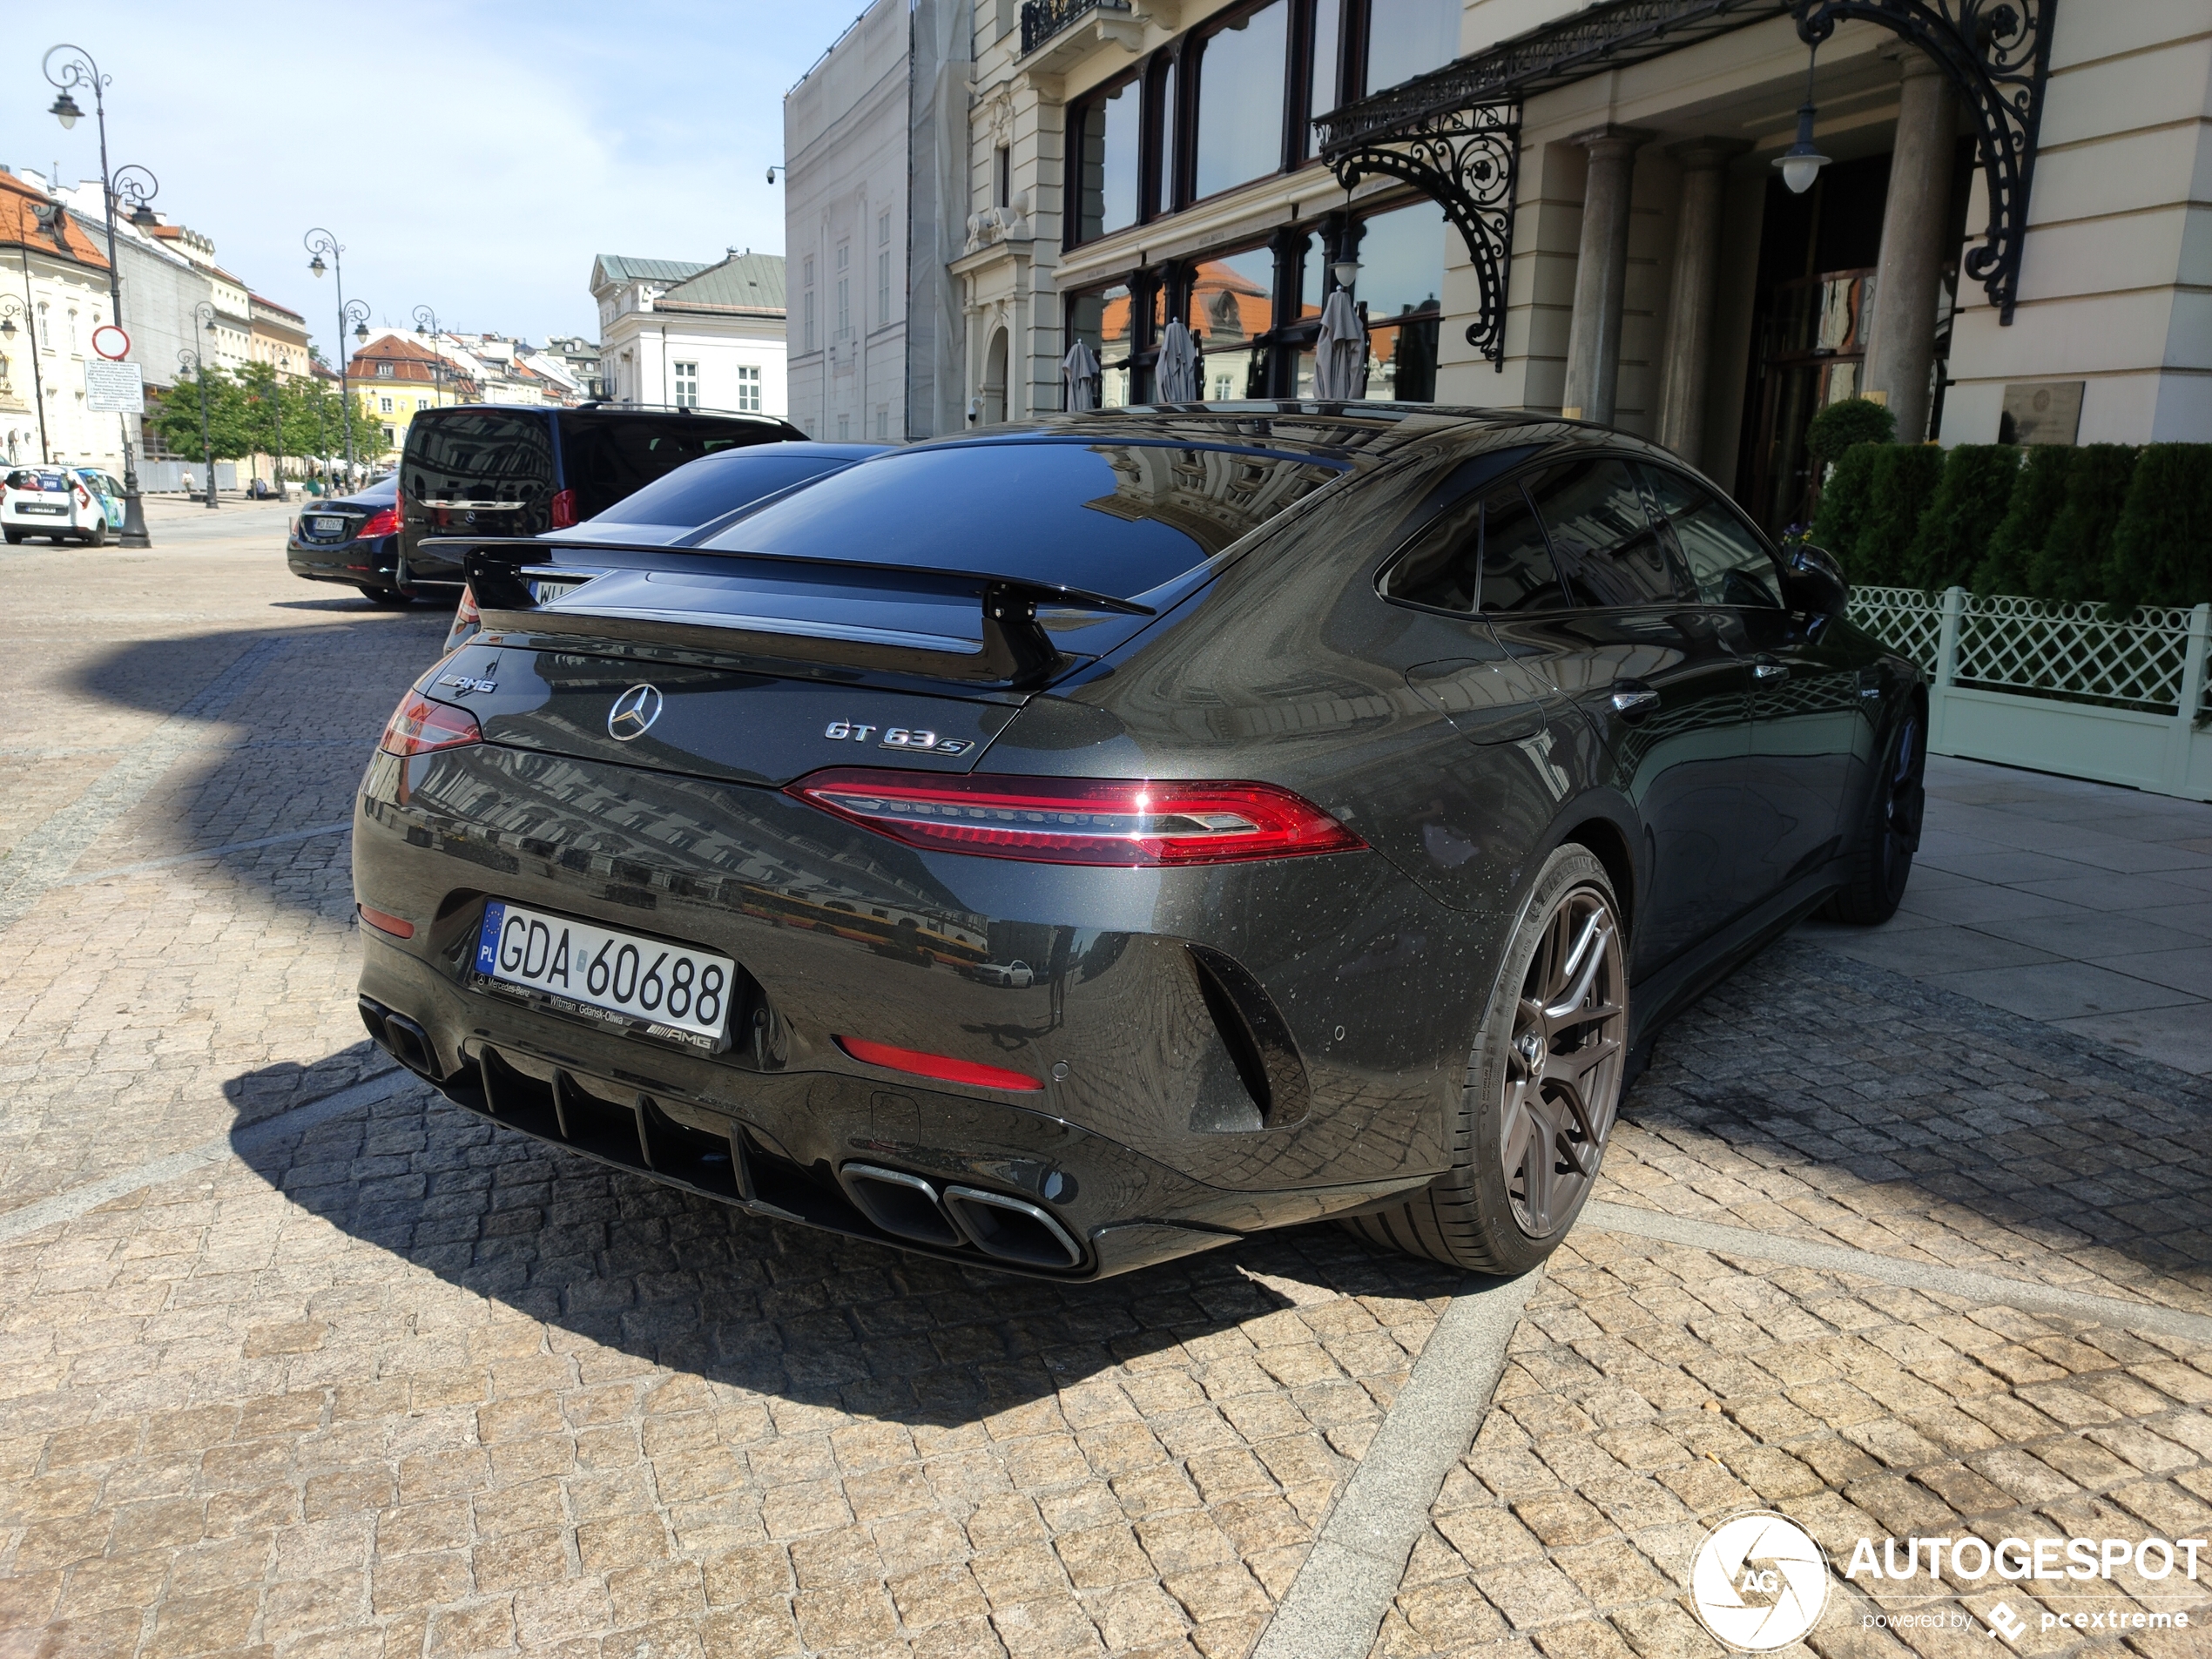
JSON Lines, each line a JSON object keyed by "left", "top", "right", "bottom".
{"left": 91, "top": 324, "right": 131, "bottom": 361}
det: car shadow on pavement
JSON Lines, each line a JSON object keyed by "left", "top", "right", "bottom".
{"left": 222, "top": 1053, "right": 1465, "bottom": 1424}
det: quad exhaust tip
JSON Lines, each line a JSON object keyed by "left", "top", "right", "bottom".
{"left": 359, "top": 995, "right": 440, "bottom": 1079}
{"left": 840, "top": 1163, "right": 1082, "bottom": 1269}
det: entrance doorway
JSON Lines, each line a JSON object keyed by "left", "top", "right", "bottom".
{"left": 1734, "top": 153, "right": 1890, "bottom": 536}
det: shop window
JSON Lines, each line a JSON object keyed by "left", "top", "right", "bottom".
{"left": 1065, "top": 283, "right": 1138, "bottom": 408}
{"left": 1072, "top": 73, "right": 1143, "bottom": 241}
{"left": 1177, "top": 247, "right": 1276, "bottom": 401}
{"left": 1309, "top": 0, "right": 1345, "bottom": 133}
{"left": 1192, "top": 1, "right": 1289, "bottom": 201}
{"left": 1292, "top": 199, "right": 1446, "bottom": 401}
{"left": 1361, "top": 0, "right": 1460, "bottom": 94}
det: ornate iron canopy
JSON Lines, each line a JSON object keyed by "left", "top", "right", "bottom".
{"left": 1794, "top": 2, "right": 2056, "bottom": 323}
{"left": 1314, "top": 0, "right": 2056, "bottom": 361}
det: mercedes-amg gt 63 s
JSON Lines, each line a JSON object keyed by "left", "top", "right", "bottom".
{"left": 353, "top": 407, "right": 1925, "bottom": 1279}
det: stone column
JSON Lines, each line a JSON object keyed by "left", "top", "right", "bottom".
{"left": 1863, "top": 50, "right": 1958, "bottom": 443}
{"left": 1656, "top": 138, "right": 1748, "bottom": 462}
{"left": 1561, "top": 126, "right": 1652, "bottom": 426}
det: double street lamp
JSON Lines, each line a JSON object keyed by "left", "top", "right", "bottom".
{"left": 44, "top": 43, "right": 153, "bottom": 547}
{"left": 412, "top": 304, "right": 447, "bottom": 408}
{"left": 304, "top": 228, "right": 371, "bottom": 481}
{"left": 179, "top": 302, "right": 219, "bottom": 509}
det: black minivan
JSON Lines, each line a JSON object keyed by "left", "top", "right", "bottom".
{"left": 397, "top": 403, "right": 803, "bottom": 593}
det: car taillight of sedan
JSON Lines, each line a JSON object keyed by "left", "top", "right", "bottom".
{"left": 357, "top": 505, "right": 400, "bottom": 538}
{"left": 379, "top": 692, "right": 482, "bottom": 758}
{"left": 785, "top": 769, "right": 1364, "bottom": 866}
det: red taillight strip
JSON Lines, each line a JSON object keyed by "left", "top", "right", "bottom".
{"left": 836, "top": 1035, "right": 1042, "bottom": 1092}
{"left": 359, "top": 904, "right": 415, "bottom": 939}
{"left": 787, "top": 769, "right": 1365, "bottom": 867}
{"left": 379, "top": 692, "right": 482, "bottom": 758}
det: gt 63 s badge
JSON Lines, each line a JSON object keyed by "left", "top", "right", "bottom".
{"left": 823, "top": 720, "right": 971, "bottom": 755}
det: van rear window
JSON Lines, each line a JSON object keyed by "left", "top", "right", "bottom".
{"left": 404, "top": 411, "right": 552, "bottom": 506}
{"left": 697, "top": 440, "right": 1344, "bottom": 599}
{"left": 561, "top": 417, "right": 778, "bottom": 518}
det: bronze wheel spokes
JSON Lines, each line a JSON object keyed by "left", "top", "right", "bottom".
{"left": 1501, "top": 883, "right": 1628, "bottom": 1238}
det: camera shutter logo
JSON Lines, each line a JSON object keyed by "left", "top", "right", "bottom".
{"left": 607, "top": 684, "right": 664, "bottom": 742}
{"left": 1689, "top": 1512, "right": 1831, "bottom": 1651}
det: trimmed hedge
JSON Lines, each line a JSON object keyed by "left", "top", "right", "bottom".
{"left": 1851, "top": 445, "right": 1946, "bottom": 587}
{"left": 2109, "top": 444, "right": 2212, "bottom": 613}
{"left": 2029, "top": 445, "right": 2140, "bottom": 604}
{"left": 1972, "top": 443, "right": 2070, "bottom": 596}
{"left": 1905, "top": 444, "right": 2019, "bottom": 592}
{"left": 1810, "top": 442, "right": 1881, "bottom": 563}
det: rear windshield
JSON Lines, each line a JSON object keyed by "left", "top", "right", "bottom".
{"left": 349, "top": 475, "right": 399, "bottom": 503}
{"left": 696, "top": 440, "right": 1344, "bottom": 597}
{"left": 9, "top": 471, "right": 71, "bottom": 492}
{"left": 561, "top": 415, "right": 782, "bottom": 517}
{"left": 404, "top": 411, "right": 552, "bottom": 506}
{"left": 588, "top": 450, "right": 854, "bottom": 531}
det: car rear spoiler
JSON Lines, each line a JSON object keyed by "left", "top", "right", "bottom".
{"left": 432, "top": 536, "right": 1157, "bottom": 690}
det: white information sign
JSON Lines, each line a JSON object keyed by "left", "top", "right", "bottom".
{"left": 84, "top": 360, "right": 145, "bottom": 415}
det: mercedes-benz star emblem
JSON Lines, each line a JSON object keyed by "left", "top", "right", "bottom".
{"left": 607, "top": 684, "right": 664, "bottom": 742}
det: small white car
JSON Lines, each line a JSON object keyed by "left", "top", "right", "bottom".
{"left": 2, "top": 467, "right": 123, "bottom": 545}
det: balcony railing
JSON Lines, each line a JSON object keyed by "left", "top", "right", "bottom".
{"left": 1020, "top": 0, "right": 1131, "bottom": 57}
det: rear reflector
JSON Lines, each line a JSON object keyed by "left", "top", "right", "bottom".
{"left": 550, "top": 487, "right": 579, "bottom": 529}
{"left": 836, "top": 1035, "right": 1042, "bottom": 1092}
{"left": 378, "top": 691, "right": 482, "bottom": 758}
{"left": 358, "top": 904, "right": 415, "bottom": 939}
{"left": 788, "top": 770, "right": 1365, "bottom": 867}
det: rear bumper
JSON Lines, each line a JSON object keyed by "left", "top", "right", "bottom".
{"left": 289, "top": 531, "right": 400, "bottom": 587}
{"left": 352, "top": 740, "right": 1485, "bottom": 1277}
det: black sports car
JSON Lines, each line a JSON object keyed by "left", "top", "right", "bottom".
{"left": 287, "top": 475, "right": 408, "bottom": 604}
{"left": 352, "top": 407, "right": 1924, "bottom": 1279}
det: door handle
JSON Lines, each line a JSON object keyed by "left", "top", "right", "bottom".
{"left": 1609, "top": 684, "right": 1661, "bottom": 721}
{"left": 1753, "top": 658, "right": 1790, "bottom": 682}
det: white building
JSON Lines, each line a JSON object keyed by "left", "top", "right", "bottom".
{"left": 591, "top": 252, "right": 787, "bottom": 418}
{"left": 1, "top": 167, "right": 125, "bottom": 470}
{"left": 945, "top": 0, "right": 2209, "bottom": 531}
{"left": 782, "top": 0, "right": 968, "bottom": 442}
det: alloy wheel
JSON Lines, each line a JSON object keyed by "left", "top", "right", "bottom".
{"left": 1878, "top": 716, "right": 1925, "bottom": 906}
{"left": 1501, "top": 884, "right": 1628, "bottom": 1237}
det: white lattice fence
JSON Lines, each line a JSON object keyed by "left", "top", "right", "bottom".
{"left": 1845, "top": 585, "right": 2212, "bottom": 800}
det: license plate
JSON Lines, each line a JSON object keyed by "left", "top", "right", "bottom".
{"left": 529, "top": 578, "right": 583, "bottom": 603}
{"left": 311, "top": 516, "right": 345, "bottom": 533}
{"left": 473, "top": 900, "right": 735, "bottom": 1051}
{"left": 19, "top": 504, "right": 64, "bottom": 516}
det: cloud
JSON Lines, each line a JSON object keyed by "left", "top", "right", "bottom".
{"left": 10, "top": 1, "right": 832, "bottom": 350}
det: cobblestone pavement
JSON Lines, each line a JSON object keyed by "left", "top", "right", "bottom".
{"left": 2, "top": 528, "right": 2207, "bottom": 1657}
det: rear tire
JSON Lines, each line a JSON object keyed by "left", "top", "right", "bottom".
{"left": 2, "top": 529, "right": 21, "bottom": 544}
{"left": 358, "top": 586, "right": 414, "bottom": 608}
{"left": 81, "top": 517, "right": 106, "bottom": 548}
{"left": 1343, "top": 845, "right": 1629, "bottom": 1276}
{"left": 1820, "top": 707, "right": 1925, "bottom": 925}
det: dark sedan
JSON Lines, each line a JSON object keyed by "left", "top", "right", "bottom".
{"left": 350, "top": 406, "right": 1925, "bottom": 1280}
{"left": 287, "top": 475, "right": 408, "bottom": 604}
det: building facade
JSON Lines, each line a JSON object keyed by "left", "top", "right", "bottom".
{"left": 954, "top": 0, "right": 2209, "bottom": 528}
{"left": 1, "top": 168, "right": 123, "bottom": 469}
{"left": 350, "top": 333, "right": 476, "bottom": 455}
{"left": 592, "top": 253, "right": 788, "bottom": 418}
{"left": 782, "top": 0, "right": 969, "bottom": 442}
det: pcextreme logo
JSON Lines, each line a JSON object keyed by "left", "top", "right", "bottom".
{"left": 1689, "top": 1512, "right": 1831, "bottom": 1651}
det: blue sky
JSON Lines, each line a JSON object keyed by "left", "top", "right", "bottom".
{"left": 8, "top": 2, "right": 847, "bottom": 354}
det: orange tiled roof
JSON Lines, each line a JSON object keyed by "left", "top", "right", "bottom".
{"left": 0, "top": 172, "right": 107, "bottom": 270}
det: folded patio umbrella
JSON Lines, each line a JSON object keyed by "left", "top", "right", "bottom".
{"left": 1062, "top": 340, "right": 1103, "bottom": 412}
{"left": 1312, "top": 287, "right": 1368, "bottom": 401}
{"left": 1155, "top": 318, "right": 1199, "bottom": 403}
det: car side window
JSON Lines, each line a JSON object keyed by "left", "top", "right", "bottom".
{"left": 1642, "top": 466, "right": 1783, "bottom": 609}
{"left": 1526, "top": 457, "right": 1680, "bottom": 608}
{"left": 1380, "top": 481, "right": 1564, "bottom": 615}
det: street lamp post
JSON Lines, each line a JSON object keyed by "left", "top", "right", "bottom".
{"left": 44, "top": 43, "right": 154, "bottom": 548}
{"left": 263, "top": 372, "right": 285, "bottom": 502}
{"left": 411, "top": 305, "right": 445, "bottom": 410}
{"left": 304, "top": 228, "right": 370, "bottom": 480}
{"left": 0, "top": 299, "right": 51, "bottom": 463}
{"left": 184, "top": 303, "right": 218, "bottom": 509}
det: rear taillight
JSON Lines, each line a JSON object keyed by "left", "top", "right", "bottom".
{"left": 550, "top": 488, "right": 578, "bottom": 529}
{"left": 786, "top": 770, "right": 1365, "bottom": 867}
{"left": 358, "top": 506, "right": 400, "bottom": 537}
{"left": 443, "top": 584, "right": 482, "bottom": 654}
{"left": 379, "top": 692, "right": 482, "bottom": 758}
{"left": 836, "top": 1036, "right": 1042, "bottom": 1092}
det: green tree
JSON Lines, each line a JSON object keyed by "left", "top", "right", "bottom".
{"left": 1805, "top": 396, "right": 1897, "bottom": 473}
{"left": 152, "top": 365, "right": 259, "bottom": 462}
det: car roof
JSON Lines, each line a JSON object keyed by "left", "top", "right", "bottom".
{"left": 686, "top": 441, "right": 893, "bottom": 462}
{"left": 908, "top": 403, "right": 1675, "bottom": 466}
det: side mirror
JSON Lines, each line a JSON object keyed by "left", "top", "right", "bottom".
{"left": 1780, "top": 540, "right": 1848, "bottom": 620}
